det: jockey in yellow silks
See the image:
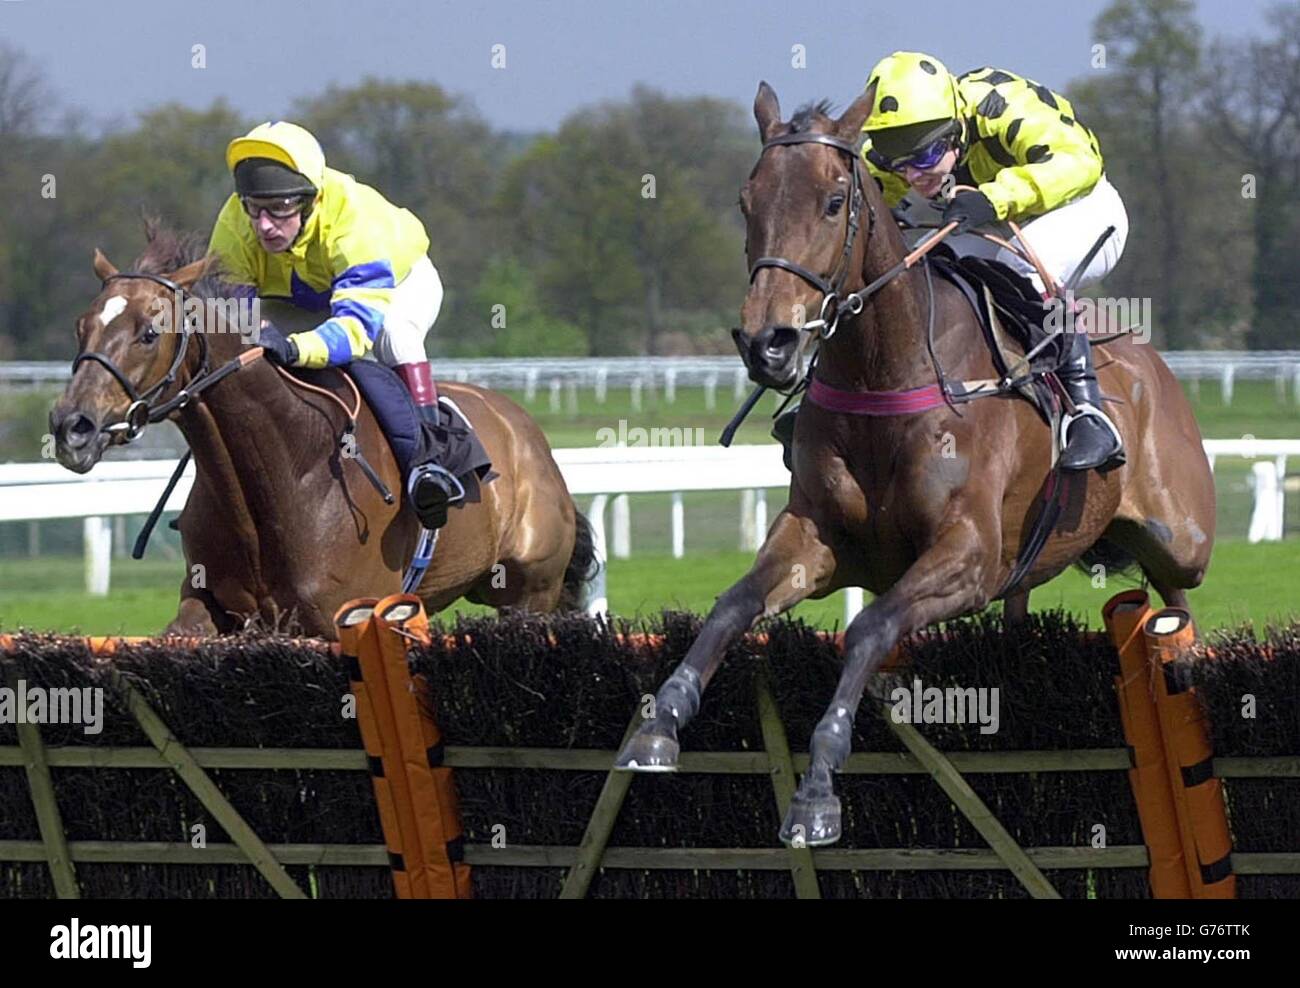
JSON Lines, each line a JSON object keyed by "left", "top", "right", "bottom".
{"left": 860, "top": 51, "right": 1128, "bottom": 471}
{"left": 207, "top": 121, "right": 463, "bottom": 530}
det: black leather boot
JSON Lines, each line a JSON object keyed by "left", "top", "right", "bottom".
{"left": 772, "top": 405, "right": 798, "bottom": 471}
{"left": 1057, "top": 332, "right": 1124, "bottom": 471}
{"left": 408, "top": 403, "right": 464, "bottom": 531}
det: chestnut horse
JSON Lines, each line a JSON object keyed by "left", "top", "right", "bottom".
{"left": 50, "top": 225, "right": 596, "bottom": 639}
{"left": 617, "top": 83, "right": 1216, "bottom": 847}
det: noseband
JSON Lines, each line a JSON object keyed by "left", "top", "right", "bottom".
{"left": 71, "top": 272, "right": 210, "bottom": 441}
{"left": 747, "top": 132, "right": 875, "bottom": 339}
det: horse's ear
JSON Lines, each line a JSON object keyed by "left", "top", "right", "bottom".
{"left": 754, "top": 81, "right": 783, "bottom": 141}
{"left": 169, "top": 253, "right": 215, "bottom": 289}
{"left": 92, "top": 248, "right": 118, "bottom": 282}
{"left": 836, "top": 79, "right": 878, "bottom": 143}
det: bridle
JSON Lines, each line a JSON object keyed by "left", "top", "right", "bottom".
{"left": 747, "top": 131, "right": 874, "bottom": 340}
{"left": 71, "top": 272, "right": 217, "bottom": 441}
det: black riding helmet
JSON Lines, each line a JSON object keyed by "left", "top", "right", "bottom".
{"left": 233, "top": 157, "right": 318, "bottom": 198}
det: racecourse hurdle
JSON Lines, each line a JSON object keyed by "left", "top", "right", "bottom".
{"left": 0, "top": 594, "right": 1297, "bottom": 899}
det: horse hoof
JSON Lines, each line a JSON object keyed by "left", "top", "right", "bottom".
{"left": 779, "top": 793, "right": 842, "bottom": 847}
{"left": 614, "top": 729, "right": 680, "bottom": 772}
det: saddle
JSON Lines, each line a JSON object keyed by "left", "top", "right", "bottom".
{"left": 298, "top": 361, "right": 495, "bottom": 503}
{"left": 925, "top": 246, "right": 1069, "bottom": 439}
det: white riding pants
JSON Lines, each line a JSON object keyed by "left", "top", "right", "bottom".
{"left": 902, "top": 174, "right": 1129, "bottom": 295}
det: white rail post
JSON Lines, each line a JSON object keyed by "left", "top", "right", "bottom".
{"left": 740, "top": 489, "right": 756, "bottom": 550}
{"left": 84, "top": 516, "right": 112, "bottom": 596}
{"left": 671, "top": 492, "right": 685, "bottom": 559}
{"left": 844, "top": 587, "right": 864, "bottom": 625}
{"left": 630, "top": 377, "right": 643, "bottom": 412}
{"left": 704, "top": 373, "right": 718, "bottom": 411}
{"left": 595, "top": 366, "right": 608, "bottom": 404}
{"left": 565, "top": 379, "right": 579, "bottom": 416}
{"left": 549, "top": 378, "right": 562, "bottom": 414}
{"left": 525, "top": 367, "right": 539, "bottom": 403}
{"left": 586, "top": 494, "right": 609, "bottom": 615}
{"left": 1248, "top": 462, "right": 1282, "bottom": 543}
{"left": 734, "top": 367, "right": 747, "bottom": 401}
{"left": 1276, "top": 455, "right": 1288, "bottom": 539}
{"left": 1221, "top": 364, "right": 1235, "bottom": 406}
{"left": 612, "top": 494, "right": 631, "bottom": 559}
{"left": 665, "top": 368, "right": 677, "bottom": 405}
{"left": 754, "top": 488, "right": 768, "bottom": 542}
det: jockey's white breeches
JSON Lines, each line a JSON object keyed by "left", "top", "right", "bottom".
{"left": 371, "top": 255, "right": 443, "bottom": 366}
{"left": 902, "top": 174, "right": 1129, "bottom": 295}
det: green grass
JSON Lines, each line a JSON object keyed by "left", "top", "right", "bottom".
{"left": 3, "top": 377, "right": 1298, "bottom": 635}
{"left": 2, "top": 540, "right": 1295, "bottom": 636}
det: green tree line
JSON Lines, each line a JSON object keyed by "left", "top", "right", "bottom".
{"left": 1, "top": 0, "right": 1296, "bottom": 360}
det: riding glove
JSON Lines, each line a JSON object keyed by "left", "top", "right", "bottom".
{"left": 941, "top": 190, "right": 998, "bottom": 235}
{"left": 255, "top": 323, "right": 299, "bottom": 367}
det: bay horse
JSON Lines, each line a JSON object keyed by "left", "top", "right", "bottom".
{"left": 50, "top": 223, "right": 596, "bottom": 639}
{"left": 617, "top": 83, "right": 1216, "bottom": 846}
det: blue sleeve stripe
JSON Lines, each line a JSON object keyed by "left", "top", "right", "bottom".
{"left": 316, "top": 319, "right": 356, "bottom": 365}
{"left": 333, "top": 260, "right": 396, "bottom": 291}
{"left": 332, "top": 298, "right": 385, "bottom": 340}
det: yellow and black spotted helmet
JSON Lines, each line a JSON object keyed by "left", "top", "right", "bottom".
{"left": 863, "top": 51, "right": 963, "bottom": 161}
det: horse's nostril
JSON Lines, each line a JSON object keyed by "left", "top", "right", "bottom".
{"left": 62, "top": 413, "right": 98, "bottom": 449}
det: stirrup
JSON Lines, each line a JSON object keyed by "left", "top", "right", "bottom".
{"left": 407, "top": 463, "right": 466, "bottom": 530}
{"left": 1058, "top": 403, "right": 1125, "bottom": 467}
{"left": 407, "top": 462, "right": 466, "bottom": 503}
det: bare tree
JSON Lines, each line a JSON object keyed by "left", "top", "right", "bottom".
{"left": 0, "top": 43, "right": 49, "bottom": 137}
{"left": 1202, "top": 2, "right": 1300, "bottom": 347}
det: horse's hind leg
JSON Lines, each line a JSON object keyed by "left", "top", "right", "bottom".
{"left": 1003, "top": 589, "right": 1030, "bottom": 626}
{"left": 783, "top": 517, "right": 995, "bottom": 846}
{"left": 616, "top": 507, "right": 839, "bottom": 771}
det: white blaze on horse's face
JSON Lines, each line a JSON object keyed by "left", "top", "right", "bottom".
{"left": 96, "top": 295, "right": 129, "bottom": 327}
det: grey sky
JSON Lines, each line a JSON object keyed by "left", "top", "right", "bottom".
{"left": 1, "top": 0, "right": 1277, "bottom": 134}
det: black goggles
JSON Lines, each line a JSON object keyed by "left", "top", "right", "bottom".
{"left": 240, "top": 195, "right": 310, "bottom": 220}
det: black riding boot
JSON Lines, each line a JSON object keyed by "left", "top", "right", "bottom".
{"left": 772, "top": 405, "right": 798, "bottom": 471}
{"left": 407, "top": 404, "right": 464, "bottom": 531}
{"left": 1057, "top": 331, "right": 1124, "bottom": 471}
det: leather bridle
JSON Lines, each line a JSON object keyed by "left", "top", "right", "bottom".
{"left": 71, "top": 272, "right": 213, "bottom": 441}
{"left": 746, "top": 131, "right": 874, "bottom": 340}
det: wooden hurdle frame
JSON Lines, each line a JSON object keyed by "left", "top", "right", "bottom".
{"left": 1, "top": 591, "right": 1293, "bottom": 899}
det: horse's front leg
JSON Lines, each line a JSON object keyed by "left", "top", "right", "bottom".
{"left": 616, "top": 507, "right": 838, "bottom": 771}
{"left": 781, "top": 516, "right": 998, "bottom": 846}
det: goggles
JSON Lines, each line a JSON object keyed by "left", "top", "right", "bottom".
{"left": 240, "top": 195, "right": 309, "bottom": 220}
{"left": 882, "top": 138, "right": 953, "bottom": 173}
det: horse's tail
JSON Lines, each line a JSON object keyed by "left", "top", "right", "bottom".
{"left": 560, "top": 509, "right": 602, "bottom": 612}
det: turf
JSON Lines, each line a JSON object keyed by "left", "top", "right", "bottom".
{"left": 2, "top": 378, "right": 1297, "bottom": 635}
{"left": 1, "top": 539, "right": 1294, "bottom": 636}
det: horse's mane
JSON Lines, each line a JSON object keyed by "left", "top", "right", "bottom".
{"left": 131, "top": 216, "right": 232, "bottom": 298}
{"left": 789, "top": 99, "right": 836, "bottom": 133}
